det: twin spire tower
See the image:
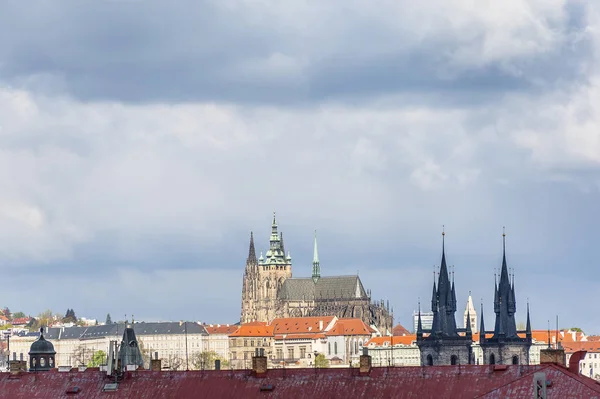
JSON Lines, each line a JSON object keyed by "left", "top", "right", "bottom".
{"left": 417, "top": 227, "right": 532, "bottom": 366}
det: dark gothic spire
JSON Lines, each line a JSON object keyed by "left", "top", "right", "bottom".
{"left": 417, "top": 301, "right": 423, "bottom": 340}
{"left": 247, "top": 231, "right": 257, "bottom": 264}
{"left": 428, "top": 228, "right": 459, "bottom": 338}
{"left": 479, "top": 303, "right": 486, "bottom": 344}
{"left": 466, "top": 308, "right": 472, "bottom": 338}
{"left": 526, "top": 302, "right": 532, "bottom": 340}
{"left": 280, "top": 232, "right": 285, "bottom": 255}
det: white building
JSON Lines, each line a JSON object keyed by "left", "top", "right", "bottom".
{"left": 412, "top": 312, "right": 433, "bottom": 333}
{"left": 364, "top": 336, "right": 420, "bottom": 367}
{"left": 7, "top": 322, "right": 210, "bottom": 370}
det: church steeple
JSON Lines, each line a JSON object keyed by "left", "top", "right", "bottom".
{"left": 526, "top": 302, "right": 532, "bottom": 340}
{"left": 492, "top": 228, "right": 519, "bottom": 339}
{"left": 247, "top": 231, "right": 257, "bottom": 265}
{"left": 312, "top": 230, "right": 320, "bottom": 283}
{"left": 417, "top": 302, "right": 423, "bottom": 340}
{"left": 428, "top": 228, "right": 458, "bottom": 338}
{"left": 264, "top": 212, "right": 287, "bottom": 264}
{"left": 479, "top": 303, "right": 486, "bottom": 344}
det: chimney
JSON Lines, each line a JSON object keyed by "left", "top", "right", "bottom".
{"left": 252, "top": 349, "right": 268, "bottom": 376}
{"left": 150, "top": 352, "right": 161, "bottom": 371}
{"left": 319, "top": 320, "right": 323, "bottom": 331}
{"left": 359, "top": 347, "right": 372, "bottom": 374}
{"left": 540, "top": 347, "right": 565, "bottom": 366}
{"left": 568, "top": 351, "right": 587, "bottom": 374}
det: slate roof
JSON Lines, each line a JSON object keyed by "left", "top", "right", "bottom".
{"left": 278, "top": 276, "right": 367, "bottom": 301}
{"left": 14, "top": 323, "right": 207, "bottom": 341}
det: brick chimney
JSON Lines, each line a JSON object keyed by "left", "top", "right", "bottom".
{"left": 150, "top": 352, "right": 161, "bottom": 371}
{"left": 359, "top": 347, "right": 372, "bottom": 374}
{"left": 540, "top": 347, "right": 565, "bottom": 366}
{"left": 252, "top": 348, "right": 268, "bottom": 376}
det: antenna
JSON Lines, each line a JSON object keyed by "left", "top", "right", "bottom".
{"left": 547, "top": 320, "right": 551, "bottom": 349}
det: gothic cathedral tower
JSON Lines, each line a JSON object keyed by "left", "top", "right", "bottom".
{"left": 417, "top": 231, "right": 473, "bottom": 366}
{"left": 241, "top": 213, "right": 292, "bottom": 323}
{"left": 479, "top": 229, "right": 532, "bottom": 365}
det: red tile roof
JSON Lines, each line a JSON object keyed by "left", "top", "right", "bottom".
{"left": 271, "top": 316, "right": 335, "bottom": 335}
{"left": 326, "top": 319, "right": 371, "bottom": 336}
{"left": 366, "top": 335, "right": 416, "bottom": 346}
{"left": 229, "top": 322, "right": 273, "bottom": 337}
{"left": 0, "top": 364, "right": 598, "bottom": 398}
{"left": 203, "top": 324, "right": 239, "bottom": 335}
{"left": 11, "top": 317, "right": 31, "bottom": 325}
{"left": 392, "top": 324, "right": 410, "bottom": 336}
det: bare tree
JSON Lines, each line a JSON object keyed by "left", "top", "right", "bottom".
{"left": 72, "top": 345, "right": 92, "bottom": 366}
{"left": 164, "top": 354, "right": 184, "bottom": 370}
{"left": 190, "top": 351, "right": 228, "bottom": 370}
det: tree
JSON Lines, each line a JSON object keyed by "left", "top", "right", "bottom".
{"left": 191, "top": 351, "right": 227, "bottom": 370}
{"left": 164, "top": 354, "right": 184, "bottom": 370}
{"left": 63, "top": 309, "right": 77, "bottom": 323}
{"left": 315, "top": 353, "right": 329, "bottom": 368}
{"left": 87, "top": 350, "right": 107, "bottom": 367}
{"left": 570, "top": 327, "right": 584, "bottom": 333}
{"left": 12, "top": 311, "right": 26, "bottom": 319}
{"left": 105, "top": 314, "right": 113, "bottom": 325}
{"left": 72, "top": 345, "right": 92, "bottom": 366}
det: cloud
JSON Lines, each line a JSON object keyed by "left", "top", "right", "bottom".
{"left": 0, "top": 1, "right": 599, "bottom": 333}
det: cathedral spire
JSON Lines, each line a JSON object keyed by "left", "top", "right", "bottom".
{"left": 480, "top": 303, "right": 486, "bottom": 344}
{"left": 312, "top": 230, "right": 321, "bottom": 283}
{"left": 280, "top": 232, "right": 285, "bottom": 255}
{"left": 247, "top": 231, "right": 257, "bottom": 264}
{"left": 417, "top": 301, "right": 423, "bottom": 340}
{"left": 526, "top": 301, "right": 532, "bottom": 340}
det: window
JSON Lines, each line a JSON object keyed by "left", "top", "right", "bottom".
{"left": 334, "top": 342, "right": 338, "bottom": 355}
{"left": 426, "top": 354, "right": 433, "bottom": 366}
{"left": 451, "top": 355, "right": 458, "bottom": 365}
{"left": 288, "top": 348, "right": 294, "bottom": 359}
{"left": 512, "top": 356, "right": 519, "bottom": 365}
{"left": 244, "top": 339, "right": 248, "bottom": 347}
{"left": 251, "top": 340, "right": 255, "bottom": 347}
{"left": 277, "top": 349, "right": 283, "bottom": 359}
{"left": 354, "top": 341, "right": 358, "bottom": 355}
{"left": 40, "top": 358, "right": 46, "bottom": 367}
{"left": 328, "top": 342, "right": 331, "bottom": 355}
{"left": 490, "top": 354, "right": 496, "bottom": 365}
{"left": 300, "top": 347, "right": 306, "bottom": 358}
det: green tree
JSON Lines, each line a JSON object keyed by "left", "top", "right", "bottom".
{"left": 315, "top": 353, "right": 329, "bottom": 368}
{"left": 12, "top": 311, "right": 26, "bottom": 319}
{"left": 191, "top": 351, "right": 228, "bottom": 370}
{"left": 570, "top": 327, "right": 584, "bottom": 332}
{"left": 87, "top": 350, "right": 107, "bottom": 367}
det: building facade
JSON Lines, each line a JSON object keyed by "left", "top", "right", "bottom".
{"left": 479, "top": 232, "right": 532, "bottom": 365}
{"left": 240, "top": 214, "right": 393, "bottom": 334}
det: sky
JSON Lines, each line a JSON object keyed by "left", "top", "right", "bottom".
{"left": 0, "top": 0, "right": 599, "bottom": 333}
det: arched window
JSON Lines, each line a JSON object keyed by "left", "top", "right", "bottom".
{"left": 512, "top": 356, "right": 519, "bottom": 365}
{"left": 451, "top": 355, "right": 458, "bottom": 365}
{"left": 334, "top": 342, "right": 338, "bottom": 355}
{"left": 490, "top": 353, "right": 496, "bottom": 365}
{"left": 426, "top": 354, "right": 433, "bottom": 366}
{"left": 354, "top": 340, "right": 358, "bottom": 355}
{"left": 40, "top": 357, "right": 46, "bottom": 367}
{"left": 328, "top": 342, "right": 331, "bottom": 355}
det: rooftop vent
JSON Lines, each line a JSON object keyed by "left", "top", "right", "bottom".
{"left": 103, "top": 383, "right": 118, "bottom": 392}
{"left": 260, "top": 384, "right": 275, "bottom": 392}
{"left": 66, "top": 386, "right": 81, "bottom": 395}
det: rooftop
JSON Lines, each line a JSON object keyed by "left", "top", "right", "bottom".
{"left": 0, "top": 364, "right": 598, "bottom": 398}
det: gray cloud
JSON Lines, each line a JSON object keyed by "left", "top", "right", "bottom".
{"left": 1, "top": 1, "right": 600, "bottom": 333}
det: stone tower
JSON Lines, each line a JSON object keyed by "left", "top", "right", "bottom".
{"left": 241, "top": 213, "right": 292, "bottom": 323}
{"left": 417, "top": 231, "right": 473, "bottom": 366}
{"left": 479, "top": 230, "right": 532, "bottom": 365}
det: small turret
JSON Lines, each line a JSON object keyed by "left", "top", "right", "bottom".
{"left": 479, "top": 304, "right": 486, "bottom": 344}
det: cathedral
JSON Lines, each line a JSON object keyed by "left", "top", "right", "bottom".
{"left": 240, "top": 214, "right": 393, "bottom": 334}
{"left": 416, "top": 232, "right": 474, "bottom": 366}
{"left": 479, "top": 231, "right": 532, "bottom": 365}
